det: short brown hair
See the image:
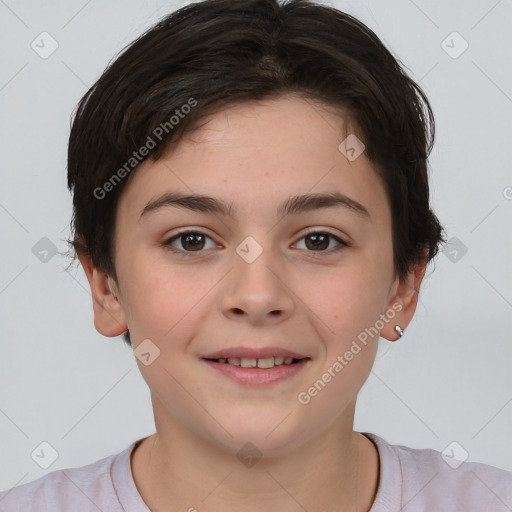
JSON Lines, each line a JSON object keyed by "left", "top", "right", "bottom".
{"left": 66, "top": 0, "right": 446, "bottom": 346}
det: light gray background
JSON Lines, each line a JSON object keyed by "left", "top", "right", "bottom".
{"left": 1, "top": 0, "right": 511, "bottom": 492}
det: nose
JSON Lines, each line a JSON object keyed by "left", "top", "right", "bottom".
{"left": 221, "top": 243, "right": 295, "bottom": 325}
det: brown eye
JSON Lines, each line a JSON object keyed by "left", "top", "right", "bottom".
{"left": 179, "top": 233, "right": 205, "bottom": 251}
{"left": 162, "top": 229, "right": 347, "bottom": 257}
{"left": 163, "top": 231, "right": 216, "bottom": 255}
{"left": 295, "top": 231, "right": 348, "bottom": 252}
{"left": 305, "top": 233, "right": 329, "bottom": 250}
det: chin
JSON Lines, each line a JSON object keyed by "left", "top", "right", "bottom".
{"left": 209, "top": 414, "right": 310, "bottom": 458}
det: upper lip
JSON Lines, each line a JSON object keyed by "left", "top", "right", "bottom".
{"left": 201, "top": 346, "right": 309, "bottom": 360}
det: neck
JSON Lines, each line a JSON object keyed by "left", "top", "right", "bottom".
{"left": 131, "top": 401, "right": 379, "bottom": 512}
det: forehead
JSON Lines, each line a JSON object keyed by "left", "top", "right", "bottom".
{"left": 116, "top": 95, "right": 390, "bottom": 226}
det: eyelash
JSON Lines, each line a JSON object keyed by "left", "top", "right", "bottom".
{"left": 162, "top": 229, "right": 349, "bottom": 257}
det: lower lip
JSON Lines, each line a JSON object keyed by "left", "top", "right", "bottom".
{"left": 202, "top": 359, "right": 310, "bottom": 386}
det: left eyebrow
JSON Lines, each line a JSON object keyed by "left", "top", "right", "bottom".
{"left": 138, "top": 191, "right": 371, "bottom": 222}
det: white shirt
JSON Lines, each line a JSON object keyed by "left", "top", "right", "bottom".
{"left": 1, "top": 432, "right": 511, "bottom": 511}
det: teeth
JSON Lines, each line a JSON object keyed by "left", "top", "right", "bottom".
{"left": 216, "top": 356, "right": 300, "bottom": 368}
{"left": 257, "top": 357, "right": 274, "bottom": 369}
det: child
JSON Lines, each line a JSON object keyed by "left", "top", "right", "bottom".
{"left": 1, "top": 0, "right": 511, "bottom": 510}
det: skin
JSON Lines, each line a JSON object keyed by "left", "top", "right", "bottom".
{"left": 79, "top": 94, "right": 427, "bottom": 512}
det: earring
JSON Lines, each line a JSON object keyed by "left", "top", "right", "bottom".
{"left": 394, "top": 325, "right": 404, "bottom": 338}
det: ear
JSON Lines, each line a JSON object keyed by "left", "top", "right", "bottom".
{"left": 380, "top": 249, "right": 429, "bottom": 342}
{"left": 77, "top": 252, "right": 128, "bottom": 337}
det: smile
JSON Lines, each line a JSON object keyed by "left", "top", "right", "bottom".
{"left": 205, "top": 356, "right": 302, "bottom": 368}
{"left": 202, "top": 357, "right": 310, "bottom": 386}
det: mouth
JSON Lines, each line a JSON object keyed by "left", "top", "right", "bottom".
{"left": 202, "top": 356, "right": 307, "bottom": 369}
{"left": 200, "top": 348, "right": 311, "bottom": 386}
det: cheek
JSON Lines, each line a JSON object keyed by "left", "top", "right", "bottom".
{"left": 120, "top": 255, "right": 218, "bottom": 345}
{"left": 116, "top": 249, "right": 179, "bottom": 341}
{"left": 305, "top": 261, "right": 386, "bottom": 336}
{"left": 296, "top": 268, "right": 383, "bottom": 413}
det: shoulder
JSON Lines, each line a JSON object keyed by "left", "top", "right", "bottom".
{"left": 0, "top": 442, "right": 135, "bottom": 512}
{"left": 365, "top": 432, "right": 512, "bottom": 512}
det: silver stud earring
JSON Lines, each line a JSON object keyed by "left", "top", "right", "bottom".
{"left": 394, "top": 325, "right": 404, "bottom": 338}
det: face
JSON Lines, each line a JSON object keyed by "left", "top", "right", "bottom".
{"left": 94, "top": 95, "right": 411, "bottom": 456}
